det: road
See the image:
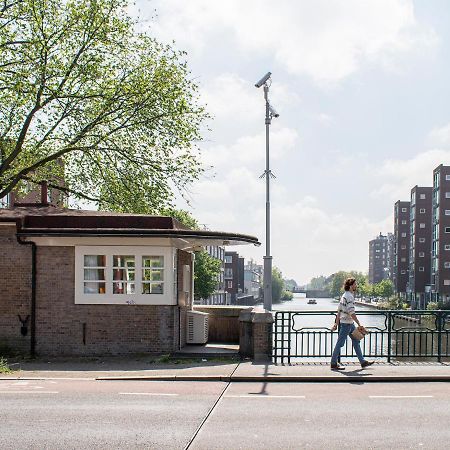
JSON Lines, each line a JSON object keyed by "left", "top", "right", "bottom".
{"left": 1, "top": 379, "right": 450, "bottom": 449}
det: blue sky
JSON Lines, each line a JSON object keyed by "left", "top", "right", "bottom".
{"left": 132, "top": 0, "right": 450, "bottom": 285}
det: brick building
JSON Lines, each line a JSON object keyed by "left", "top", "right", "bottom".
{"left": 408, "top": 186, "right": 433, "bottom": 308}
{"left": 432, "top": 164, "right": 450, "bottom": 303}
{"left": 0, "top": 205, "right": 259, "bottom": 356}
{"left": 393, "top": 201, "right": 410, "bottom": 295}
{"left": 369, "top": 233, "right": 390, "bottom": 284}
{"left": 224, "top": 251, "right": 245, "bottom": 304}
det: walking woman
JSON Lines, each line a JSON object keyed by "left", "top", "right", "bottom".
{"left": 330, "top": 277, "right": 374, "bottom": 370}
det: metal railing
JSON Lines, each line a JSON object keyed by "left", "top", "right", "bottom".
{"left": 272, "top": 310, "right": 450, "bottom": 364}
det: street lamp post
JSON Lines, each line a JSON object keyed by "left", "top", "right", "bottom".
{"left": 255, "top": 72, "right": 279, "bottom": 311}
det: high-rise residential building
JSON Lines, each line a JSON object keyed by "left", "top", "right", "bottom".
{"left": 409, "top": 186, "right": 432, "bottom": 308}
{"left": 393, "top": 201, "right": 411, "bottom": 295}
{"left": 386, "top": 232, "right": 394, "bottom": 280}
{"left": 432, "top": 165, "right": 450, "bottom": 303}
{"left": 369, "top": 233, "right": 390, "bottom": 284}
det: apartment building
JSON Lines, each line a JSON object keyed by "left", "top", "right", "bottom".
{"left": 224, "top": 251, "right": 244, "bottom": 304}
{"left": 203, "top": 245, "right": 228, "bottom": 305}
{"left": 369, "top": 233, "right": 390, "bottom": 284}
{"left": 409, "top": 186, "right": 432, "bottom": 308}
{"left": 393, "top": 201, "right": 410, "bottom": 295}
{"left": 432, "top": 165, "right": 450, "bottom": 303}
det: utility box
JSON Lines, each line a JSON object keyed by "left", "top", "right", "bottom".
{"left": 186, "top": 311, "right": 209, "bottom": 344}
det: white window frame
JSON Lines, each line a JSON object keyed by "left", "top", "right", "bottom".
{"left": 446, "top": 175, "right": 450, "bottom": 181}
{"left": 419, "top": 223, "right": 425, "bottom": 229}
{"left": 446, "top": 192, "right": 450, "bottom": 199}
{"left": 445, "top": 262, "right": 450, "bottom": 269}
{"left": 419, "top": 208, "right": 425, "bottom": 214}
{"left": 444, "top": 279, "right": 450, "bottom": 286}
{"left": 445, "top": 245, "right": 450, "bottom": 251}
{"left": 419, "top": 252, "right": 425, "bottom": 257}
{"left": 402, "top": 208, "right": 407, "bottom": 212}
{"left": 75, "top": 246, "right": 175, "bottom": 305}
{"left": 420, "top": 194, "right": 426, "bottom": 200}
{"left": 419, "top": 238, "right": 425, "bottom": 243}
{"left": 419, "top": 267, "right": 425, "bottom": 272}
{"left": 401, "top": 232, "right": 407, "bottom": 238}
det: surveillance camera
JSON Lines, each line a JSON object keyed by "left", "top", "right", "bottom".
{"left": 269, "top": 104, "right": 279, "bottom": 118}
{"left": 255, "top": 71, "right": 272, "bottom": 88}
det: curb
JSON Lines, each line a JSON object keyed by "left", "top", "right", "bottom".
{"left": 95, "top": 375, "right": 450, "bottom": 383}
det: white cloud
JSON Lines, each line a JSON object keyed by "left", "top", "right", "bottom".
{"left": 143, "top": 0, "right": 437, "bottom": 86}
{"left": 428, "top": 123, "right": 450, "bottom": 147}
{"left": 201, "top": 126, "right": 299, "bottom": 168}
{"left": 223, "top": 196, "right": 391, "bottom": 284}
{"left": 371, "top": 149, "right": 450, "bottom": 201}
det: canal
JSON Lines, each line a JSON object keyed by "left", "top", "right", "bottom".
{"left": 272, "top": 293, "right": 449, "bottom": 362}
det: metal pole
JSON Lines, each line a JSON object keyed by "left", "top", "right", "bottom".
{"left": 263, "top": 84, "right": 273, "bottom": 311}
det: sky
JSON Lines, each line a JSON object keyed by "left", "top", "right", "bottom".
{"left": 130, "top": 0, "right": 450, "bottom": 285}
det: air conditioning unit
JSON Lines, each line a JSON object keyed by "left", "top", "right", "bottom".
{"left": 186, "top": 311, "right": 209, "bottom": 344}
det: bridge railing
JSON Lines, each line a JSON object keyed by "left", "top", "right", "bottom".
{"left": 272, "top": 310, "right": 449, "bottom": 364}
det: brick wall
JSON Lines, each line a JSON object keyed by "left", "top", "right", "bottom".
{"left": 35, "top": 246, "right": 184, "bottom": 356}
{"left": 0, "top": 226, "right": 32, "bottom": 354}
{"left": 1, "top": 235, "right": 195, "bottom": 356}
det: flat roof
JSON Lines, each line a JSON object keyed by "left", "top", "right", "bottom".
{"left": 0, "top": 206, "right": 260, "bottom": 247}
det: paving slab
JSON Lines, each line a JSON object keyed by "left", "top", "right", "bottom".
{"left": 231, "top": 360, "right": 450, "bottom": 382}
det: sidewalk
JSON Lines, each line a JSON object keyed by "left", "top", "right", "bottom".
{"left": 1, "top": 357, "right": 449, "bottom": 382}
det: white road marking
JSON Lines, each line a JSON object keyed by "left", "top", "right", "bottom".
{"left": 0, "top": 391, "right": 59, "bottom": 394}
{"left": 225, "top": 395, "right": 306, "bottom": 399}
{"left": 119, "top": 392, "right": 179, "bottom": 396}
{"left": 369, "top": 395, "right": 434, "bottom": 399}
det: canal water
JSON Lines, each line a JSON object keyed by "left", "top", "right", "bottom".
{"left": 272, "top": 293, "right": 448, "bottom": 362}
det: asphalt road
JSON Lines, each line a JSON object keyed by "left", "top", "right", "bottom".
{"left": 1, "top": 379, "right": 450, "bottom": 449}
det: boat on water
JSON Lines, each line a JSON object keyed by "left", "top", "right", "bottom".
{"left": 307, "top": 299, "right": 317, "bottom": 304}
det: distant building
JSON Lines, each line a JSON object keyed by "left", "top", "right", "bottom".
{"left": 409, "top": 186, "right": 433, "bottom": 308}
{"left": 202, "top": 245, "right": 228, "bottom": 305}
{"left": 224, "top": 251, "right": 244, "bottom": 303}
{"left": 369, "top": 233, "right": 390, "bottom": 284}
{"left": 393, "top": 201, "right": 411, "bottom": 295}
{"left": 244, "top": 259, "right": 262, "bottom": 300}
{"left": 1, "top": 180, "right": 65, "bottom": 209}
{"left": 432, "top": 165, "right": 450, "bottom": 303}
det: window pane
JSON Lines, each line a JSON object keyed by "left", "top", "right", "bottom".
{"left": 143, "top": 269, "right": 163, "bottom": 281}
{"left": 113, "top": 283, "right": 135, "bottom": 294}
{"left": 84, "top": 269, "right": 105, "bottom": 281}
{"left": 142, "top": 256, "right": 164, "bottom": 268}
{"left": 84, "top": 282, "right": 105, "bottom": 294}
{"left": 84, "top": 255, "right": 105, "bottom": 267}
{"left": 142, "top": 282, "right": 164, "bottom": 294}
{"left": 113, "top": 255, "right": 135, "bottom": 268}
{"left": 113, "top": 268, "right": 135, "bottom": 281}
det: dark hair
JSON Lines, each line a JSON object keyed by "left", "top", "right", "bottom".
{"left": 343, "top": 277, "right": 356, "bottom": 291}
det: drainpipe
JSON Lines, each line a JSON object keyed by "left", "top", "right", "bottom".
{"left": 16, "top": 232, "right": 37, "bottom": 358}
{"left": 191, "top": 252, "right": 195, "bottom": 311}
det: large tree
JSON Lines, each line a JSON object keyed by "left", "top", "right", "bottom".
{"left": 0, "top": 0, "right": 207, "bottom": 210}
